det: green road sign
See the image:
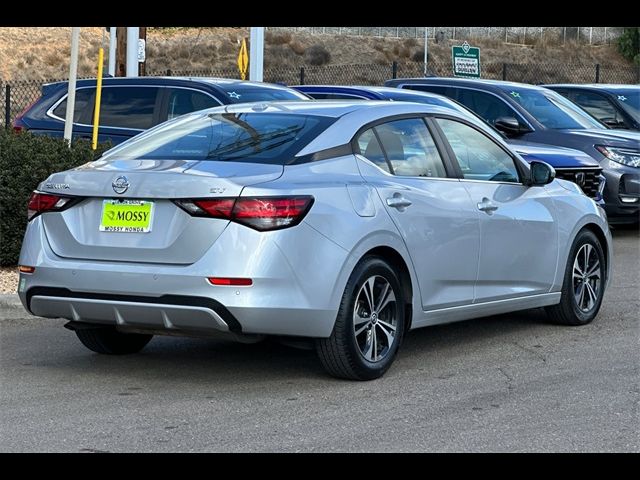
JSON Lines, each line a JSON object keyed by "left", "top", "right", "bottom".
{"left": 452, "top": 41, "right": 481, "bottom": 78}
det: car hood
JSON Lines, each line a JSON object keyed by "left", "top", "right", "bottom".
{"left": 563, "top": 128, "right": 640, "bottom": 147}
{"left": 509, "top": 140, "right": 600, "bottom": 168}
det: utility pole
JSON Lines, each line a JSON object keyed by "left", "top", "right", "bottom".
{"left": 138, "top": 27, "right": 147, "bottom": 76}
{"left": 63, "top": 27, "right": 80, "bottom": 144}
{"left": 126, "top": 27, "right": 139, "bottom": 77}
{"left": 116, "top": 26, "right": 127, "bottom": 76}
{"left": 249, "top": 27, "right": 264, "bottom": 82}
{"left": 108, "top": 26, "right": 117, "bottom": 76}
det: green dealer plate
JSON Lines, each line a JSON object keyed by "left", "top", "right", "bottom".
{"left": 99, "top": 199, "right": 154, "bottom": 233}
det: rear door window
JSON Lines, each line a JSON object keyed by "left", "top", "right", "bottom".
{"left": 52, "top": 88, "right": 95, "bottom": 123}
{"left": 570, "top": 90, "right": 624, "bottom": 126}
{"left": 97, "top": 87, "right": 161, "bottom": 129}
{"left": 165, "top": 88, "right": 220, "bottom": 121}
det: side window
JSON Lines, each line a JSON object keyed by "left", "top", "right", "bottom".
{"left": 97, "top": 87, "right": 160, "bottom": 129}
{"left": 456, "top": 89, "right": 522, "bottom": 127}
{"left": 356, "top": 128, "right": 391, "bottom": 173}
{"left": 52, "top": 88, "right": 95, "bottom": 123}
{"left": 375, "top": 118, "right": 447, "bottom": 178}
{"left": 571, "top": 91, "right": 622, "bottom": 126}
{"left": 436, "top": 118, "right": 520, "bottom": 183}
{"left": 166, "top": 89, "right": 219, "bottom": 121}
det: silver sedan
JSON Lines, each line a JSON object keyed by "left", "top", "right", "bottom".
{"left": 18, "top": 101, "right": 612, "bottom": 380}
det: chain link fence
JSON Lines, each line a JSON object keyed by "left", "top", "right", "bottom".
{"left": 2, "top": 61, "right": 639, "bottom": 127}
{"left": 267, "top": 27, "right": 624, "bottom": 46}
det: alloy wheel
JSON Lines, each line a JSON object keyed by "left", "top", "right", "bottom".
{"left": 572, "top": 243, "right": 602, "bottom": 313}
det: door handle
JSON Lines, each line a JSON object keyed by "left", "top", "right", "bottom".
{"left": 386, "top": 196, "right": 412, "bottom": 209}
{"left": 477, "top": 197, "right": 498, "bottom": 214}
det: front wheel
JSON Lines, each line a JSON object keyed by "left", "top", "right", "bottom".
{"left": 546, "top": 229, "right": 606, "bottom": 326}
{"left": 316, "top": 256, "right": 406, "bottom": 380}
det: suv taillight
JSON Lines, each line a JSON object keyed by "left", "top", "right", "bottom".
{"left": 27, "top": 191, "right": 75, "bottom": 220}
{"left": 174, "top": 196, "right": 314, "bottom": 231}
{"left": 12, "top": 97, "right": 40, "bottom": 133}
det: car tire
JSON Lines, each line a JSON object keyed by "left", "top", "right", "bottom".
{"left": 75, "top": 327, "right": 153, "bottom": 354}
{"left": 546, "top": 229, "right": 606, "bottom": 326}
{"left": 316, "top": 255, "right": 405, "bottom": 380}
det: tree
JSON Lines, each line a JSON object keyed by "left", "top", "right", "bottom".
{"left": 617, "top": 27, "right": 640, "bottom": 65}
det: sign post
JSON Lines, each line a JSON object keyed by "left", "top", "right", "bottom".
{"left": 452, "top": 41, "right": 481, "bottom": 78}
{"left": 237, "top": 38, "right": 248, "bottom": 80}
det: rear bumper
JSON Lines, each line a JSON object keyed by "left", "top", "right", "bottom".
{"left": 18, "top": 219, "right": 348, "bottom": 338}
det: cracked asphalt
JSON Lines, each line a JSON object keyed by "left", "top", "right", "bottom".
{"left": 1, "top": 225, "right": 638, "bottom": 452}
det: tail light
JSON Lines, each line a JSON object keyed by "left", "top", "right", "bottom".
{"left": 12, "top": 97, "right": 41, "bottom": 133}
{"left": 27, "top": 191, "right": 76, "bottom": 221}
{"left": 174, "top": 196, "right": 314, "bottom": 231}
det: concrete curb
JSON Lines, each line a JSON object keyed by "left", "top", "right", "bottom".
{"left": 0, "top": 294, "right": 23, "bottom": 309}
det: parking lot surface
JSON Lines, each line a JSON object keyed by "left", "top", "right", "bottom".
{"left": 0, "top": 226, "right": 638, "bottom": 452}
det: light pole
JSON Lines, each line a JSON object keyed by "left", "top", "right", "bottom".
{"left": 424, "top": 27, "right": 429, "bottom": 76}
{"left": 249, "top": 27, "right": 264, "bottom": 82}
{"left": 126, "top": 27, "right": 139, "bottom": 77}
{"left": 108, "top": 26, "right": 117, "bottom": 76}
{"left": 63, "top": 27, "right": 80, "bottom": 144}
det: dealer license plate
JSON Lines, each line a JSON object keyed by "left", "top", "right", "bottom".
{"left": 99, "top": 199, "right": 154, "bottom": 233}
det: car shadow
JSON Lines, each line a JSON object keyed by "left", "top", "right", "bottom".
{"left": 30, "top": 307, "right": 553, "bottom": 385}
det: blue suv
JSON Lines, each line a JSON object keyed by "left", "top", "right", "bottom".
{"left": 294, "top": 85, "right": 605, "bottom": 201}
{"left": 385, "top": 78, "right": 640, "bottom": 222}
{"left": 12, "top": 76, "right": 309, "bottom": 144}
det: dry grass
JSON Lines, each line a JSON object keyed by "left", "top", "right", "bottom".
{"left": 0, "top": 27, "right": 632, "bottom": 81}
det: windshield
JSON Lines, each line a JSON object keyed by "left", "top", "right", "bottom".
{"left": 611, "top": 89, "right": 640, "bottom": 121}
{"left": 501, "top": 87, "right": 604, "bottom": 130}
{"left": 101, "top": 112, "right": 334, "bottom": 164}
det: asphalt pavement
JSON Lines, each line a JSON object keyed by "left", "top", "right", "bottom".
{"left": 1, "top": 225, "right": 638, "bottom": 452}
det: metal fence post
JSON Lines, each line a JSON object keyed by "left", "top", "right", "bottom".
{"left": 5, "top": 84, "right": 10, "bottom": 129}
{"left": 166, "top": 69, "right": 172, "bottom": 76}
{"left": 502, "top": 63, "right": 508, "bottom": 81}
{"left": 595, "top": 64, "right": 600, "bottom": 83}
{"left": 300, "top": 67, "right": 305, "bottom": 85}
{"left": 392, "top": 61, "right": 398, "bottom": 79}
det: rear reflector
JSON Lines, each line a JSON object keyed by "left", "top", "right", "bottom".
{"left": 18, "top": 265, "right": 35, "bottom": 274}
{"left": 175, "top": 196, "right": 314, "bottom": 231}
{"left": 27, "top": 191, "right": 75, "bottom": 220}
{"left": 207, "top": 277, "right": 253, "bottom": 286}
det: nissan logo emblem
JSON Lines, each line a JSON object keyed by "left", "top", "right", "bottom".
{"left": 112, "top": 176, "right": 130, "bottom": 194}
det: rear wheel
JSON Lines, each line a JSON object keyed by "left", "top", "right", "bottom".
{"left": 316, "top": 256, "right": 405, "bottom": 380}
{"left": 75, "top": 327, "right": 153, "bottom": 354}
{"left": 546, "top": 229, "right": 605, "bottom": 326}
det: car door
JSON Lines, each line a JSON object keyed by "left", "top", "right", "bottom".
{"left": 433, "top": 116, "right": 558, "bottom": 303}
{"left": 354, "top": 117, "right": 480, "bottom": 311}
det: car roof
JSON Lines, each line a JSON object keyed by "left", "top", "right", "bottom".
{"left": 387, "top": 77, "right": 548, "bottom": 92}
{"left": 42, "top": 76, "right": 294, "bottom": 91}
{"left": 545, "top": 83, "right": 640, "bottom": 91}
{"left": 201, "top": 99, "right": 460, "bottom": 118}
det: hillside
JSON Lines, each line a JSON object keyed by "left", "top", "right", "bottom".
{"left": 0, "top": 27, "right": 632, "bottom": 81}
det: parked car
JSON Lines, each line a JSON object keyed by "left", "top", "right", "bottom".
{"left": 12, "top": 77, "right": 310, "bottom": 144}
{"left": 544, "top": 84, "right": 640, "bottom": 131}
{"left": 19, "top": 101, "right": 611, "bottom": 380}
{"left": 294, "top": 85, "right": 605, "bottom": 201}
{"left": 385, "top": 77, "right": 640, "bottom": 223}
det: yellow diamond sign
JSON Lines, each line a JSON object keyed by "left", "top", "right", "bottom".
{"left": 237, "top": 38, "right": 249, "bottom": 80}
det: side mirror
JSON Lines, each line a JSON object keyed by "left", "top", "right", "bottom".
{"left": 529, "top": 160, "right": 556, "bottom": 186}
{"left": 601, "top": 117, "right": 626, "bottom": 129}
{"left": 494, "top": 116, "right": 526, "bottom": 136}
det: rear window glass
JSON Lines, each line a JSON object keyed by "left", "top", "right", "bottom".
{"left": 52, "top": 88, "right": 95, "bottom": 123}
{"left": 102, "top": 112, "right": 335, "bottom": 165}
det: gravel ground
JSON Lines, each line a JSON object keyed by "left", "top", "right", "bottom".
{"left": 0, "top": 267, "right": 18, "bottom": 294}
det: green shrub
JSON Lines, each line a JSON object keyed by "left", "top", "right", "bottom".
{"left": 0, "top": 130, "right": 111, "bottom": 266}
{"left": 617, "top": 27, "right": 640, "bottom": 65}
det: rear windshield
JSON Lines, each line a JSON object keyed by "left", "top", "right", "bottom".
{"left": 218, "top": 86, "right": 309, "bottom": 103}
{"left": 101, "top": 112, "right": 334, "bottom": 164}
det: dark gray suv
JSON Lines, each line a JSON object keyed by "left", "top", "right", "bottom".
{"left": 385, "top": 77, "right": 640, "bottom": 223}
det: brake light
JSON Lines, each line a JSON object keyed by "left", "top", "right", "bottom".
{"left": 175, "top": 196, "right": 314, "bottom": 231}
{"left": 27, "top": 191, "right": 74, "bottom": 220}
